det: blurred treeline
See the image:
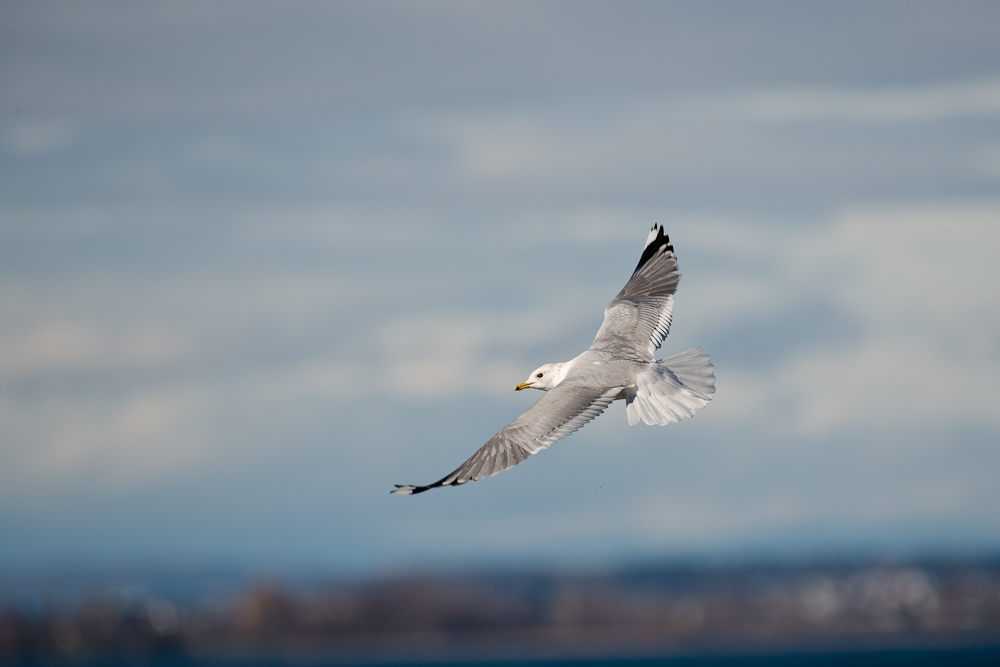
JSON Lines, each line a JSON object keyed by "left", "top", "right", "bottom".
{"left": 2, "top": 558, "right": 999, "bottom": 663}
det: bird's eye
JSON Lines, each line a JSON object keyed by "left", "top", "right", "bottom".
{"left": 536, "top": 373, "right": 543, "bottom": 378}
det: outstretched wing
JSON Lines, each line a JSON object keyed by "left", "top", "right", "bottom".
{"left": 392, "top": 384, "right": 621, "bottom": 495}
{"left": 590, "top": 224, "right": 679, "bottom": 362}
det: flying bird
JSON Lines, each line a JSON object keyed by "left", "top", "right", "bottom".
{"left": 392, "top": 225, "right": 715, "bottom": 495}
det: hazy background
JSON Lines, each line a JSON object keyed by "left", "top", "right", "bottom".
{"left": 1, "top": 1, "right": 998, "bottom": 578}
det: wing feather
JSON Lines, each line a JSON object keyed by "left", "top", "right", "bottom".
{"left": 391, "top": 384, "right": 621, "bottom": 495}
{"left": 591, "top": 224, "right": 679, "bottom": 361}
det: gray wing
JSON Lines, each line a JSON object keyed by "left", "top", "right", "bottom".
{"left": 590, "top": 224, "right": 679, "bottom": 362}
{"left": 392, "top": 384, "right": 621, "bottom": 495}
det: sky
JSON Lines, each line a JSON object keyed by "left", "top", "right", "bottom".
{"left": 1, "top": 1, "right": 999, "bottom": 576}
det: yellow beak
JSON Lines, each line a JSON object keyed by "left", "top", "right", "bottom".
{"left": 514, "top": 381, "right": 534, "bottom": 391}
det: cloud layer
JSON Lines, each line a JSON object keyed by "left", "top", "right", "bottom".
{"left": 1, "top": 1, "right": 999, "bottom": 573}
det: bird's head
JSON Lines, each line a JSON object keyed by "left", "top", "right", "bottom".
{"left": 515, "top": 362, "right": 565, "bottom": 391}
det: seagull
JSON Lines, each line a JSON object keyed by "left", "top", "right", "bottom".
{"left": 392, "top": 225, "right": 715, "bottom": 495}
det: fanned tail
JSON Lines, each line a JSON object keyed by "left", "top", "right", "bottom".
{"left": 625, "top": 347, "right": 715, "bottom": 426}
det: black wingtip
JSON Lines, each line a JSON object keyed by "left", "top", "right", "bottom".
{"left": 391, "top": 480, "right": 447, "bottom": 495}
{"left": 632, "top": 224, "right": 673, "bottom": 276}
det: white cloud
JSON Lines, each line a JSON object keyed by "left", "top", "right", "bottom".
{"left": 4, "top": 119, "right": 78, "bottom": 155}
{"left": 0, "top": 322, "right": 193, "bottom": 377}
{"left": 0, "top": 387, "right": 213, "bottom": 495}
{"left": 3, "top": 198, "right": 996, "bottom": 497}
{"left": 700, "top": 200, "right": 1000, "bottom": 439}
{"left": 409, "top": 76, "right": 1000, "bottom": 193}
{"left": 980, "top": 145, "right": 1000, "bottom": 181}
{"left": 375, "top": 308, "right": 589, "bottom": 401}
{"left": 0, "top": 227, "right": 587, "bottom": 489}
{"left": 736, "top": 78, "right": 1000, "bottom": 123}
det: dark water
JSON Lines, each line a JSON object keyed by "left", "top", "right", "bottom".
{"left": 12, "top": 644, "right": 1000, "bottom": 667}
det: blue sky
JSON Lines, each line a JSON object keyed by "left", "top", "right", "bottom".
{"left": 1, "top": 1, "right": 999, "bottom": 575}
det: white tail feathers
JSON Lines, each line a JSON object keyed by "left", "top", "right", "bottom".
{"left": 625, "top": 347, "right": 715, "bottom": 426}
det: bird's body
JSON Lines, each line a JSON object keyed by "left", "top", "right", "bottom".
{"left": 392, "top": 225, "right": 715, "bottom": 495}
